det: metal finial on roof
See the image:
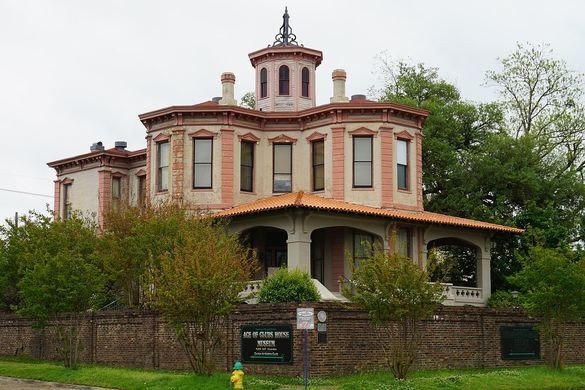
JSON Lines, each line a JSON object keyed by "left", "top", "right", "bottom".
{"left": 271, "top": 7, "right": 299, "bottom": 47}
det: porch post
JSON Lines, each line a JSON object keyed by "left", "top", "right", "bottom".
{"left": 286, "top": 237, "right": 311, "bottom": 273}
{"left": 477, "top": 252, "right": 491, "bottom": 303}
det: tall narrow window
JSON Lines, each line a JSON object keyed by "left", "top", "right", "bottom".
{"left": 273, "top": 143, "right": 292, "bottom": 192}
{"left": 63, "top": 183, "right": 72, "bottom": 220}
{"left": 301, "top": 67, "right": 309, "bottom": 97}
{"left": 193, "top": 138, "right": 213, "bottom": 189}
{"left": 157, "top": 141, "right": 169, "bottom": 192}
{"left": 240, "top": 141, "right": 254, "bottom": 192}
{"left": 312, "top": 140, "right": 324, "bottom": 191}
{"left": 138, "top": 175, "right": 146, "bottom": 207}
{"left": 353, "top": 230, "right": 374, "bottom": 265}
{"left": 396, "top": 228, "right": 411, "bottom": 258}
{"left": 112, "top": 176, "right": 121, "bottom": 211}
{"left": 260, "top": 68, "right": 268, "bottom": 98}
{"left": 397, "top": 139, "right": 409, "bottom": 190}
{"left": 353, "top": 136, "right": 373, "bottom": 187}
{"left": 279, "top": 65, "right": 290, "bottom": 95}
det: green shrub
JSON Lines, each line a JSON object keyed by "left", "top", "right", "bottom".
{"left": 257, "top": 268, "right": 320, "bottom": 303}
{"left": 487, "top": 290, "right": 519, "bottom": 308}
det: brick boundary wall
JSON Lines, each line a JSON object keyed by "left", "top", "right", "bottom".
{"left": 1, "top": 304, "right": 584, "bottom": 376}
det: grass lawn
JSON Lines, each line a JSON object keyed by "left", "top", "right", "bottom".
{"left": 0, "top": 357, "right": 585, "bottom": 389}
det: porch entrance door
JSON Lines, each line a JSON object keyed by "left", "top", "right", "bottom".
{"left": 263, "top": 246, "right": 287, "bottom": 276}
{"left": 311, "top": 232, "right": 325, "bottom": 285}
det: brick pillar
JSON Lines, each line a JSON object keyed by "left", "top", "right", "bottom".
{"left": 331, "top": 126, "right": 345, "bottom": 200}
{"left": 145, "top": 135, "right": 152, "bottom": 202}
{"left": 328, "top": 227, "right": 345, "bottom": 292}
{"left": 221, "top": 128, "right": 234, "bottom": 208}
{"left": 53, "top": 180, "right": 61, "bottom": 220}
{"left": 171, "top": 128, "right": 185, "bottom": 203}
{"left": 98, "top": 170, "right": 112, "bottom": 229}
{"left": 415, "top": 133, "right": 423, "bottom": 211}
{"left": 380, "top": 126, "right": 394, "bottom": 208}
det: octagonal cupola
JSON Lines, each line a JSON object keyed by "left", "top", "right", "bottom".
{"left": 248, "top": 8, "right": 323, "bottom": 112}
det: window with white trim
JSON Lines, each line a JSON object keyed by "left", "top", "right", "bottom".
{"left": 273, "top": 143, "right": 292, "bottom": 192}
{"left": 353, "top": 136, "right": 373, "bottom": 187}
{"left": 397, "top": 139, "right": 409, "bottom": 190}
{"left": 193, "top": 138, "right": 213, "bottom": 189}
{"left": 157, "top": 141, "right": 169, "bottom": 192}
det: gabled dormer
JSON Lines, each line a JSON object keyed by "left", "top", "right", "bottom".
{"left": 248, "top": 8, "right": 323, "bottom": 112}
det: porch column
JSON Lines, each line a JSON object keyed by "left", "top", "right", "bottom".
{"left": 477, "top": 254, "right": 491, "bottom": 302}
{"left": 286, "top": 237, "right": 311, "bottom": 273}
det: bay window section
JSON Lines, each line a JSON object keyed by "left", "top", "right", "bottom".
{"left": 157, "top": 141, "right": 169, "bottom": 192}
{"left": 193, "top": 138, "right": 213, "bottom": 189}
{"left": 353, "top": 136, "right": 373, "bottom": 187}
{"left": 273, "top": 143, "right": 292, "bottom": 193}
{"left": 397, "top": 139, "right": 409, "bottom": 190}
{"left": 312, "top": 140, "right": 324, "bottom": 191}
{"left": 240, "top": 141, "right": 254, "bottom": 192}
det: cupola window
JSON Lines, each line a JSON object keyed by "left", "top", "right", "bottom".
{"left": 260, "top": 68, "right": 268, "bottom": 98}
{"left": 279, "top": 65, "right": 290, "bottom": 95}
{"left": 301, "top": 67, "right": 309, "bottom": 97}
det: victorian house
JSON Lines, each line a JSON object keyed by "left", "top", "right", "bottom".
{"left": 48, "top": 9, "right": 522, "bottom": 306}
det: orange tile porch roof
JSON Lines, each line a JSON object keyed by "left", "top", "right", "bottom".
{"left": 214, "top": 192, "right": 524, "bottom": 234}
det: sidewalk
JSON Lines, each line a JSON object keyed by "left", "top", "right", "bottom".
{"left": 0, "top": 376, "right": 111, "bottom": 390}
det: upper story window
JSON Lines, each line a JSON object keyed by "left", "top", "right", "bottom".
{"left": 260, "top": 68, "right": 268, "bottom": 98}
{"left": 112, "top": 176, "right": 121, "bottom": 211}
{"left": 273, "top": 143, "right": 292, "bottom": 192}
{"left": 240, "top": 141, "right": 254, "bottom": 192}
{"left": 353, "top": 136, "right": 373, "bottom": 188}
{"left": 397, "top": 139, "right": 409, "bottom": 190}
{"left": 279, "top": 65, "right": 290, "bottom": 95}
{"left": 157, "top": 141, "right": 169, "bottom": 192}
{"left": 193, "top": 138, "right": 213, "bottom": 189}
{"left": 63, "top": 183, "right": 72, "bottom": 220}
{"left": 312, "top": 140, "right": 324, "bottom": 191}
{"left": 301, "top": 67, "right": 309, "bottom": 98}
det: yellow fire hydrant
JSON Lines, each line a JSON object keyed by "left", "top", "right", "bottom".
{"left": 230, "top": 361, "right": 244, "bottom": 389}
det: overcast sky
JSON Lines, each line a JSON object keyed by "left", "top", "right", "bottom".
{"left": 1, "top": 0, "right": 583, "bottom": 223}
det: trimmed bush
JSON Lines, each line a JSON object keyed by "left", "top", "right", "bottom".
{"left": 257, "top": 268, "right": 320, "bottom": 303}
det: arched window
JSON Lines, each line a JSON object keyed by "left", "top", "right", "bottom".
{"left": 279, "top": 65, "right": 290, "bottom": 95}
{"left": 260, "top": 68, "right": 268, "bottom": 98}
{"left": 301, "top": 67, "right": 309, "bottom": 97}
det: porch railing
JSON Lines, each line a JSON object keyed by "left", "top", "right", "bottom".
{"left": 440, "top": 283, "right": 483, "bottom": 305}
{"left": 239, "top": 280, "right": 263, "bottom": 300}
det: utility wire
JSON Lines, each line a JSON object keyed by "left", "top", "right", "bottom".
{"left": 0, "top": 188, "right": 52, "bottom": 198}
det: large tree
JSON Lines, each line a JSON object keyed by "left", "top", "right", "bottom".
{"left": 345, "top": 249, "right": 443, "bottom": 379}
{"left": 141, "top": 207, "right": 256, "bottom": 375}
{"left": 4, "top": 211, "right": 105, "bottom": 368}
{"left": 376, "top": 53, "right": 585, "bottom": 290}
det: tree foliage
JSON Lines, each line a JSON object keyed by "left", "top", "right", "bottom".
{"left": 239, "top": 91, "right": 256, "bottom": 109}
{"left": 1, "top": 211, "right": 105, "bottom": 368}
{"left": 143, "top": 209, "right": 256, "bottom": 375}
{"left": 344, "top": 250, "right": 443, "bottom": 379}
{"left": 375, "top": 50, "right": 585, "bottom": 291}
{"left": 510, "top": 246, "right": 585, "bottom": 369}
{"left": 257, "top": 268, "right": 320, "bottom": 303}
{"left": 100, "top": 204, "right": 198, "bottom": 307}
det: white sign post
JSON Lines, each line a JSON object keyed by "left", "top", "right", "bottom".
{"left": 296, "top": 307, "right": 314, "bottom": 390}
